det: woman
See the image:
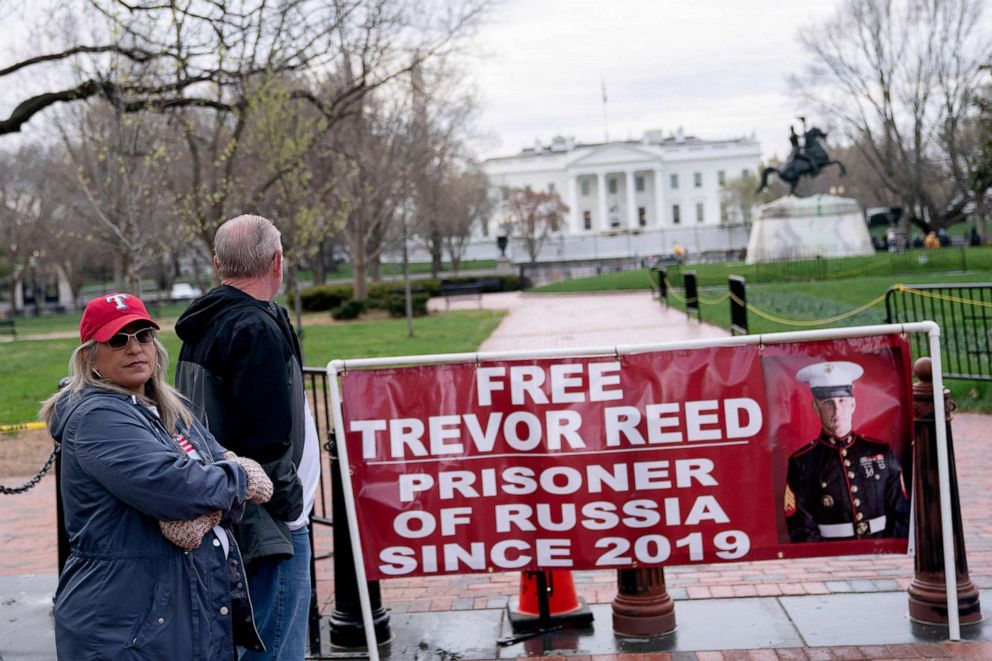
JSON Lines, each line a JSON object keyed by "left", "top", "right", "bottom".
{"left": 41, "top": 292, "right": 273, "bottom": 659}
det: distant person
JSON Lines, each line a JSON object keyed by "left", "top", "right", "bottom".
{"left": 673, "top": 243, "right": 686, "bottom": 263}
{"left": 937, "top": 227, "right": 949, "bottom": 247}
{"left": 784, "top": 361, "right": 910, "bottom": 543}
{"left": 970, "top": 226, "right": 981, "bottom": 247}
{"left": 175, "top": 214, "right": 320, "bottom": 660}
{"left": 41, "top": 292, "right": 271, "bottom": 659}
{"left": 924, "top": 231, "right": 940, "bottom": 249}
{"left": 886, "top": 227, "right": 897, "bottom": 253}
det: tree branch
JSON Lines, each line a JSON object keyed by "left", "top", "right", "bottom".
{"left": 0, "top": 44, "right": 160, "bottom": 77}
{"left": 0, "top": 80, "right": 103, "bottom": 134}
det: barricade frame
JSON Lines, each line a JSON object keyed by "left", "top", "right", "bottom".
{"left": 327, "top": 321, "right": 958, "bottom": 659}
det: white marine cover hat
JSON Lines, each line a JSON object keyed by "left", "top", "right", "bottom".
{"left": 795, "top": 361, "right": 864, "bottom": 399}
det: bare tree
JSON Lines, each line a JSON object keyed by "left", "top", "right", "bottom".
{"left": 408, "top": 61, "right": 483, "bottom": 277}
{"left": 0, "top": 142, "right": 113, "bottom": 312}
{"left": 971, "top": 63, "right": 992, "bottom": 235}
{"left": 441, "top": 167, "right": 491, "bottom": 273}
{"left": 501, "top": 186, "right": 568, "bottom": 264}
{"left": 793, "top": 0, "right": 992, "bottom": 232}
{"left": 56, "top": 102, "right": 175, "bottom": 294}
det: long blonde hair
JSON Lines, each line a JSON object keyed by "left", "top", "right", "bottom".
{"left": 40, "top": 337, "right": 193, "bottom": 432}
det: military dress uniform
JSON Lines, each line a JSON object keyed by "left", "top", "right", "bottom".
{"left": 785, "top": 432, "right": 909, "bottom": 543}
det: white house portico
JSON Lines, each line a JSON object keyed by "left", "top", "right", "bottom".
{"left": 483, "top": 130, "right": 762, "bottom": 243}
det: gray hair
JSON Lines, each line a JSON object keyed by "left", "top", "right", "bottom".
{"left": 40, "top": 337, "right": 193, "bottom": 433}
{"left": 214, "top": 214, "right": 282, "bottom": 280}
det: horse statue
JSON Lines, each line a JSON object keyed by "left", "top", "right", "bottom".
{"left": 756, "top": 125, "right": 846, "bottom": 195}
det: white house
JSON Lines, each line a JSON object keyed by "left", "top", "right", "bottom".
{"left": 476, "top": 129, "right": 762, "bottom": 261}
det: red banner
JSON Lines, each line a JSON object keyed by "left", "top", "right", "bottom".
{"left": 339, "top": 335, "right": 913, "bottom": 580}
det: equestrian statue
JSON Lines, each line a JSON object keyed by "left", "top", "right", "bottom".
{"left": 756, "top": 118, "right": 846, "bottom": 195}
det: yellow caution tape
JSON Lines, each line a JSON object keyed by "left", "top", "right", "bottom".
{"left": 1, "top": 422, "right": 47, "bottom": 433}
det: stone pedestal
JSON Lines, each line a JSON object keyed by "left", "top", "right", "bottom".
{"left": 745, "top": 194, "right": 874, "bottom": 263}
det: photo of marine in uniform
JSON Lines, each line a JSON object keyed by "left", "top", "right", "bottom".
{"left": 783, "top": 361, "right": 910, "bottom": 543}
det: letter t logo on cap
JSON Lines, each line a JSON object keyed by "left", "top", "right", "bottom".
{"left": 105, "top": 294, "right": 130, "bottom": 310}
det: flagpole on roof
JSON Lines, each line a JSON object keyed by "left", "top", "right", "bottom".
{"left": 601, "top": 78, "right": 609, "bottom": 142}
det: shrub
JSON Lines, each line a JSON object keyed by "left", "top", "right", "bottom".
{"left": 301, "top": 284, "right": 352, "bottom": 311}
{"left": 331, "top": 299, "right": 367, "bottom": 320}
{"left": 386, "top": 293, "right": 429, "bottom": 318}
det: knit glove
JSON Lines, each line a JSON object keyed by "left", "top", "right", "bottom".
{"left": 159, "top": 510, "right": 223, "bottom": 551}
{"left": 224, "top": 452, "right": 274, "bottom": 504}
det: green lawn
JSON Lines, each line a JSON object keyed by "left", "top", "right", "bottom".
{"left": 0, "top": 310, "right": 504, "bottom": 426}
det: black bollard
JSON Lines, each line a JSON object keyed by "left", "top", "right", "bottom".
{"left": 327, "top": 432, "right": 392, "bottom": 647}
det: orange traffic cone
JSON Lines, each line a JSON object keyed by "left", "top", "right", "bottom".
{"left": 506, "top": 570, "right": 594, "bottom": 632}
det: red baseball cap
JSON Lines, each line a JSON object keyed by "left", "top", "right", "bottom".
{"left": 80, "top": 293, "right": 160, "bottom": 343}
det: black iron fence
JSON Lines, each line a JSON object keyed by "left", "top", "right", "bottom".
{"left": 520, "top": 257, "right": 647, "bottom": 291}
{"left": 301, "top": 367, "right": 390, "bottom": 653}
{"left": 663, "top": 248, "right": 968, "bottom": 288}
{"left": 884, "top": 284, "right": 992, "bottom": 381}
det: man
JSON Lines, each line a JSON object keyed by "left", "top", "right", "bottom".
{"left": 175, "top": 214, "right": 320, "bottom": 659}
{"left": 784, "top": 360, "right": 909, "bottom": 543}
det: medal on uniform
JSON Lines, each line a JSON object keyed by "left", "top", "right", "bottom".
{"left": 821, "top": 495, "right": 834, "bottom": 508}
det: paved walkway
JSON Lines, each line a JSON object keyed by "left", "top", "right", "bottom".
{"left": 3, "top": 291, "right": 991, "bottom": 660}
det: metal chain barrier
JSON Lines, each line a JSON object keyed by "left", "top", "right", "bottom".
{"left": 1, "top": 440, "right": 60, "bottom": 495}
{"left": 1, "top": 422, "right": 59, "bottom": 495}
{"left": 663, "top": 278, "right": 728, "bottom": 305}
{"left": 726, "top": 290, "right": 887, "bottom": 327}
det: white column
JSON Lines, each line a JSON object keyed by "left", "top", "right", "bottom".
{"left": 625, "top": 170, "right": 638, "bottom": 229}
{"left": 654, "top": 168, "right": 665, "bottom": 227}
{"left": 567, "top": 174, "right": 580, "bottom": 233}
{"left": 597, "top": 172, "right": 608, "bottom": 232}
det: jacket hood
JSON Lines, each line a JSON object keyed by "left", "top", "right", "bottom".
{"left": 175, "top": 285, "right": 266, "bottom": 342}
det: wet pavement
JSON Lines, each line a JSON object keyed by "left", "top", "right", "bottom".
{"left": 3, "top": 291, "right": 992, "bottom": 660}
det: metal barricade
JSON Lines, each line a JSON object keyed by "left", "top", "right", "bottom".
{"left": 302, "top": 366, "right": 390, "bottom": 652}
{"left": 884, "top": 284, "right": 992, "bottom": 380}
{"left": 520, "top": 257, "right": 642, "bottom": 290}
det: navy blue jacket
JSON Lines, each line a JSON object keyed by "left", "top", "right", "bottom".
{"left": 49, "top": 387, "right": 264, "bottom": 659}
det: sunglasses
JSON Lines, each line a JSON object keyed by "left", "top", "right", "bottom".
{"left": 105, "top": 328, "right": 157, "bottom": 349}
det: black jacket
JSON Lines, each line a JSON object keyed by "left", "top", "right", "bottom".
{"left": 175, "top": 285, "right": 305, "bottom": 565}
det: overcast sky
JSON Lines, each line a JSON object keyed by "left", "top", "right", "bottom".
{"left": 466, "top": 0, "right": 842, "bottom": 163}
{"left": 1, "top": 0, "right": 844, "bottom": 162}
